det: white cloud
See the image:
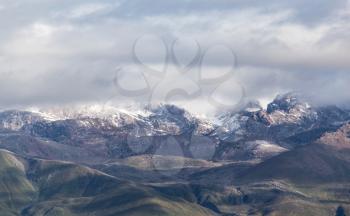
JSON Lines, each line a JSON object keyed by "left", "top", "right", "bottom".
{"left": 0, "top": 0, "right": 349, "bottom": 112}
{"left": 58, "top": 2, "right": 119, "bottom": 19}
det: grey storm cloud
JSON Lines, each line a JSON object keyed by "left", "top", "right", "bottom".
{"left": 0, "top": 0, "right": 349, "bottom": 113}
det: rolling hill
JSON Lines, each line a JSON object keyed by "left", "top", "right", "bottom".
{"left": 0, "top": 149, "right": 214, "bottom": 216}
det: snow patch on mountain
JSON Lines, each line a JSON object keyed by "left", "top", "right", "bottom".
{"left": 0, "top": 110, "right": 45, "bottom": 130}
{"left": 246, "top": 140, "right": 288, "bottom": 159}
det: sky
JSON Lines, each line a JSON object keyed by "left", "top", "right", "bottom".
{"left": 0, "top": 0, "right": 350, "bottom": 114}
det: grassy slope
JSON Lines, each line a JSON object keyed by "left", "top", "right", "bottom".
{"left": 237, "top": 144, "right": 350, "bottom": 184}
{"left": 0, "top": 150, "right": 36, "bottom": 215}
{"left": 185, "top": 143, "right": 350, "bottom": 216}
{"left": 3, "top": 139, "right": 350, "bottom": 216}
{"left": 0, "top": 150, "right": 214, "bottom": 216}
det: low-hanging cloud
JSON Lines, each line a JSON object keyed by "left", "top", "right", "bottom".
{"left": 0, "top": 0, "right": 349, "bottom": 113}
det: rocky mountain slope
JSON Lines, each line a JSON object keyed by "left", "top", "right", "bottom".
{"left": 215, "top": 92, "right": 350, "bottom": 160}
{"left": 219, "top": 93, "right": 349, "bottom": 142}
{"left": 0, "top": 93, "right": 349, "bottom": 164}
{"left": 0, "top": 104, "right": 218, "bottom": 164}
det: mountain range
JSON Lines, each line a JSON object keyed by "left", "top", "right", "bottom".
{"left": 1, "top": 92, "right": 350, "bottom": 215}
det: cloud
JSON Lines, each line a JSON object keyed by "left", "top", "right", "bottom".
{"left": 0, "top": 0, "right": 349, "bottom": 113}
{"left": 54, "top": 2, "right": 120, "bottom": 20}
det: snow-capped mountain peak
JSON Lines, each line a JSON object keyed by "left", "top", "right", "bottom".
{"left": 267, "top": 92, "right": 308, "bottom": 113}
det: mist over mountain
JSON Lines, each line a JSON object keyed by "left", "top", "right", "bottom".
{"left": 1, "top": 0, "right": 350, "bottom": 111}
{"left": 1, "top": 0, "right": 350, "bottom": 215}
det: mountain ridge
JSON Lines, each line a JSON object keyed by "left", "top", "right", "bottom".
{"left": 0, "top": 93, "right": 349, "bottom": 163}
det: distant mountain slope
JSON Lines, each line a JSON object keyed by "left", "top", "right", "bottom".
{"left": 237, "top": 144, "right": 350, "bottom": 184}
{"left": 214, "top": 93, "right": 350, "bottom": 160}
{"left": 318, "top": 123, "right": 350, "bottom": 149}
{"left": 218, "top": 93, "right": 350, "bottom": 143}
{"left": 236, "top": 124, "right": 350, "bottom": 184}
{"left": 0, "top": 93, "right": 349, "bottom": 164}
{"left": 0, "top": 105, "right": 219, "bottom": 163}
